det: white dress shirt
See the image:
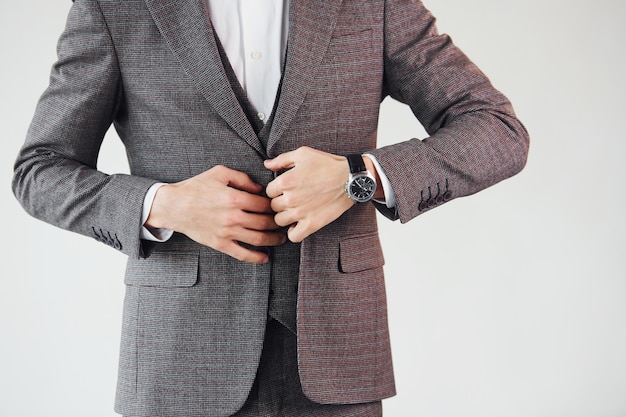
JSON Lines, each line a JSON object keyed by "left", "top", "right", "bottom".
{"left": 141, "top": 0, "right": 395, "bottom": 242}
{"left": 207, "top": 0, "right": 289, "bottom": 122}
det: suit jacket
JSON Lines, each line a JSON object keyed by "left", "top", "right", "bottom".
{"left": 12, "top": 0, "right": 529, "bottom": 415}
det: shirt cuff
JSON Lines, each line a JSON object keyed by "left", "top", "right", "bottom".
{"left": 364, "top": 153, "right": 397, "bottom": 209}
{"left": 140, "top": 183, "right": 174, "bottom": 242}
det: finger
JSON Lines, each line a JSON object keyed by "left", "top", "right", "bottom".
{"left": 236, "top": 228, "right": 288, "bottom": 248}
{"left": 264, "top": 151, "right": 296, "bottom": 172}
{"left": 228, "top": 189, "right": 274, "bottom": 214}
{"left": 212, "top": 165, "right": 264, "bottom": 194}
{"left": 274, "top": 209, "right": 298, "bottom": 228}
{"left": 266, "top": 171, "right": 295, "bottom": 199}
{"left": 286, "top": 222, "right": 309, "bottom": 243}
{"left": 268, "top": 193, "right": 289, "bottom": 213}
{"left": 265, "top": 176, "right": 282, "bottom": 199}
{"left": 237, "top": 212, "right": 281, "bottom": 231}
{"left": 221, "top": 241, "right": 270, "bottom": 264}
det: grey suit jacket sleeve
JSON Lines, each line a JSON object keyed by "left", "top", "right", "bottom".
{"left": 369, "top": 0, "right": 529, "bottom": 222}
{"left": 12, "top": 0, "right": 157, "bottom": 259}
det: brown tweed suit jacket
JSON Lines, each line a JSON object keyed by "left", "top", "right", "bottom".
{"left": 12, "top": 0, "right": 529, "bottom": 415}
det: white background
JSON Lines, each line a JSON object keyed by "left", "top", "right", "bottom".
{"left": 1, "top": 1, "right": 625, "bottom": 416}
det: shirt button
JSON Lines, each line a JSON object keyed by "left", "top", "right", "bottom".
{"left": 258, "top": 112, "right": 266, "bottom": 121}
{"left": 251, "top": 51, "right": 262, "bottom": 60}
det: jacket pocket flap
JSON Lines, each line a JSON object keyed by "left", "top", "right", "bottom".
{"left": 124, "top": 251, "right": 198, "bottom": 287}
{"left": 339, "top": 232, "right": 385, "bottom": 273}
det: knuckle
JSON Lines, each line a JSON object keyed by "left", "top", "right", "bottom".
{"left": 224, "top": 192, "right": 242, "bottom": 207}
{"left": 212, "top": 240, "right": 228, "bottom": 252}
{"left": 223, "top": 212, "right": 238, "bottom": 227}
{"left": 211, "top": 164, "right": 226, "bottom": 174}
{"left": 281, "top": 176, "right": 295, "bottom": 190}
{"left": 214, "top": 224, "right": 234, "bottom": 240}
{"left": 282, "top": 194, "right": 297, "bottom": 208}
{"left": 280, "top": 194, "right": 291, "bottom": 208}
{"left": 272, "top": 176, "right": 286, "bottom": 191}
{"left": 257, "top": 215, "right": 271, "bottom": 229}
{"left": 290, "top": 206, "right": 303, "bottom": 219}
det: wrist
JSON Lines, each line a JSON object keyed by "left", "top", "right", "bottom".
{"left": 145, "top": 183, "right": 176, "bottom": 231}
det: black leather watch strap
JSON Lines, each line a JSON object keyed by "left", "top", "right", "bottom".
{"left": 346, "top": 154, "right": 366, "bottom": 174}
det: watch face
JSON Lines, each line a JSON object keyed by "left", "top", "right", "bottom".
{"left": 349, "top": 174, "right": 376, "bottom": 203}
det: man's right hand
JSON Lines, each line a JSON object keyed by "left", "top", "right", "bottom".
{"left": 145, "top": 165, "right": 286, "bottom": 264}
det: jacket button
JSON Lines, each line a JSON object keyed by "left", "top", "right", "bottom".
{"left": 92, "top": 227, "right": 104, "bottom": 243}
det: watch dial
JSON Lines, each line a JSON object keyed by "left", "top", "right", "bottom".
{"left": 350, "top": 175, "right": 376, "bottom": 202}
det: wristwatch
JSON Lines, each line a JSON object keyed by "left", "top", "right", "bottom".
{"left": 345, "top": 154, "right": 377, "bottom": 203}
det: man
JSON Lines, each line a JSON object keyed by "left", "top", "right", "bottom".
{"left": 12, "top": 0, "right": 529, "bottom": 415}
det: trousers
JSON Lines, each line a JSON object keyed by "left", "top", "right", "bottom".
{"left": 233, "top": 319, "right": 382, "bottom": 416}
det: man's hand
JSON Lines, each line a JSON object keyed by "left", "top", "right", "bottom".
{"left": 145, "top": 165, "right": 286, "bottom": 264}
{"left": 264, "top": 146, "right": 355, "bottom": 242}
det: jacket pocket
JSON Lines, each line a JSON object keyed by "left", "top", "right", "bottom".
{"left": 124, "top": 251, "right": 198, "bottom": 287}
{"left": 339, "top": 232, "right": 385, "bottom": 273}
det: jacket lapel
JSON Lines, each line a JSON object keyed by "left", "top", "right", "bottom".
{"left": 267, "top": 0, "right": 343, "bottom": 154}
{"left": 143, "top": 0, "right": 265, "bottom": 156}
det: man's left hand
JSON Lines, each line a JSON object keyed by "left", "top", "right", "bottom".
{"left": 265, "top": 146, "right": 354, "bottom": 242}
